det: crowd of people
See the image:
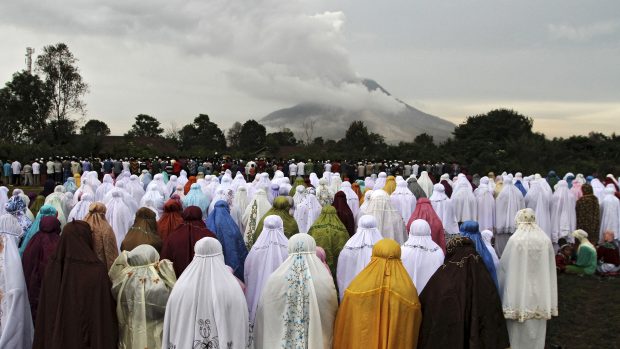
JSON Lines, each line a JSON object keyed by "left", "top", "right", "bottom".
{"left": 0, "top": 155, "right": 619, "bottom": 349}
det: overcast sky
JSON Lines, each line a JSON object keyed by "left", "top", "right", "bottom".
{"left": 1, "top": 0, "right": 618, "bottom": 137}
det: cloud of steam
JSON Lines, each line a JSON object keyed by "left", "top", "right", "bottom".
{"left": 0, "top": 0, "right": 404, "bottom": 113}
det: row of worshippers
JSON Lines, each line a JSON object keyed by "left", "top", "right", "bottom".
{"left": 1, "top": 191, "right": 558, "bottom": 349}
{"left": 3, "top": 163, "right": 618, "bottom": 273}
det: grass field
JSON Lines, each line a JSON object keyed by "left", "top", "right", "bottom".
{"left": 546, "top": 273, "right": 620, "bottom": 349}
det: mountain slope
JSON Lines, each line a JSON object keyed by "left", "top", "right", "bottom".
{"left": 261, "top": 79, "right": 455, "bottom": 143}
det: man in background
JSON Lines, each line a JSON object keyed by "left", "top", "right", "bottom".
{"left": 11, "top": 159, "right": 22, "bottom": 186}
{"left": 32, "top": 159, "right": 41, "bottom": 185}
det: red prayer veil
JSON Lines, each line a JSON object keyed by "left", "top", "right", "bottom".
{"left": 332, "top": 191, "right": 356, "bottom": 237}
{"left": 407, "top": 198, "right": 446, "bottom": 253}
{"left": 157, "top": 199, "right": 184, "bottom": 242}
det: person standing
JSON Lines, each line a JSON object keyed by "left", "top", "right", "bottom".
{"left": 11, "top": 159, "right": 22, "bottom": 186}
{"left": 53, "top": 158, "right": 62, "bottom": 184}
{"left": 3, "top": 160, "right": 12, "bottom": 185}
{"left": 499, "top": 208, "right": 557, "bottom": 349}
{"left": 23, "top": 162, "right": 33, "bottom": 187}
{"left": 32, "top": 159, "right": 41, "bottom": 186}
{"left": 46, "top": 158, "right": 54, "bottom": 184}
{"left": 288, "top": 161, "right": 297, "bottom": 183}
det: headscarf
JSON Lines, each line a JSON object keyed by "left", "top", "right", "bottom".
{"left": 389, "top": 181, "right": 416, "bottom": 225}
{"left": 293, "top": 187, "right": 322, "bottom": 235}
{"left": 182, "top": 183, "right": 210, "bottom": 218}
{"left": 120, "top": 207, "right": 162, "bottom": 252}
{"left": 481, "top": 229, "right": 500, "bottom": 272}
{"left": 339, "top": 181, "right": 360, "bottom": 217}
{"left": 162, "top": 237, "right": 249, "bottom": 349}
{"left": 316, "top": 178, "right": 335, "bottom": 206}
{"left": 429, "top": 183, "right": 459, "bottom": 236}
{"left": 417, "top": 236, "right": 509, "bottom": 349}
{"left": 83, "top": 202, "right": 119, "bottom": 271}
{"left": 19, "top": 204, "right": 57, "bottom": 256}
{"left": 451, "top": 179, "right": 478, "bottom": 222}
{"left": 140, "top": 186, "right": 165, "bottom": 217}
{"left": 499, "top": 208, "right": 558, "bottom": 322}
{"left": 599, "top": 187, "right": 620, "bottom": 242}
{"left": 401, "top": 219, "right": 445, "bottom": 294}
{"left": 307, "top": 205, "right": 350, "bottom": 276}
{"left": 351, "top": 182, "right": 363, "bottom": 201}
{"left": 373, "top": 172, "right": 387, "bottom": 191}
{"left": 67, "top": 192, "right": 94, "bottom": 222}
{"left": 22, "top": 216, "right": 61, "bottom": 322}
{"left": 157, "top": 199, "right": 184, "bottom": 242}
{"left": 362, "top": 190, "right": 407, "bottom": 244}
{"left": 244, "top": 215, "right": 289, "bottom": 324}
{"left": 406, "top": 176, "right": 427, "bottom": 200}
{"left": 242, "top": 188, "right": 272, "bottom": 248}
{"left": 254, "top": 234, "right": 338, "bottom": 349}
{"left": 5, "top": 195, "right": 32, "bottom": 236}
{"left": 459, "top": 221, "right": 499, "bottom": 288}
{"left": 29, "top": 195, "right": 46, "bottom": 217}
{"left": 255, "top": 196, "right": 299, "bottom": 241}
{"left": 160, "top": 206, "right": 216, "bottom": 277}
{"left": 0, "top": 214, "right": 34, "bottom": 348}
{"left": 407, "top": 198, "right": 446, "bottom": 254}
{"left": 417, "top": 171, "right": 434, "bottom": 197}
{"left": 550, "top": 180, "right": 576, "bottom": 243}
{"left": 333, "top": 239, "right": 422, "bottom": 349}
{"left": 206, "top": 201, "right": 249, "bottom": 281}
{"left": 32, "top": 220, "right": 118, "bottom": 349}
{"left": 575, "top": 183, "right": 601, "bottom": 244}
{"left": 105, "top": 190, "right": 134, "bottom": 252}
{"left": 495, "top": 176, "right": 525, "bottom": 235}
{"left": 109, "top": 245, "right": 176, "bottom": 349}
{"left": 383, "top": 175, "right": 397, "bottom": 194}
{"left": 332, "top": 191, "right": 355, "bottom": 236}
{"left": 183, "top": 176, "right": 197, "bottom": 195}
{"left": 95, "top": 174, "right": 115, "bottom": 202}
{"left": 336, "top": 215, "right": 383, "bottom": 300}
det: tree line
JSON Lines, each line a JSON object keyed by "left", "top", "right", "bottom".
{"left": 1, "top": 43, "right": 618, "bottom": 175}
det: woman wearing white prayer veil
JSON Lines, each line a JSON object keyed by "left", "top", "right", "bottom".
{"left": 43, "top": 186, "right": 68, "bottom": 227}
{"left": 127, "top": 175, "right": 145, "bottom": 204}
{"left": 0, "top": 186, "right": 9, "bottom": 216}
{"left": 140, "top": 186, "right": 165, "bottom": 216}
{"left": 231, "top": 185, "right": 249, "bottom": 234}
{"left": 429, "top": 184, "right": 460, "bottom": 236}
{"left": 339, "top": 181, "right": 360, "bottom": 218}
{"left": 294, "top": 187, "right": 322, "bottom": 235}
{"left": 499, "top": 208, "right": 557, "bottom": 349}
{"left": 0, "top": 214, "right": 34, "bottom": 348}
{"left": 550, "top": 180, "right": 576, "bottom": 244}
{"left": 336, "top": 215, "right": 383, "bottom": 300}
{"left": 146, "top": 173, "right": 167, "bottom": 198}
{"left": 316, "top": 178, "right": 335, "bottom": 207}
{"left": 242, "top": 189, "right": 272, "bottom": 248}
{"left": 476, "top": 181, "right": 495, "bottom": 232}
{"left": 599, "top": 187, "right": 620, "bottom": 242}
{"left": 417, "top": 171, "right": 434, "bottom": 197}
{"left": 390, "top": 181, "right": 416, "bottom": 224}
{"left": 363, "top": 190, "right": 407, "bottom": 244}
{"left": 373, "top": 172, "right": 387, "bottom": 191}
{"left": 244, "top": 215, "right": 289, "bottom": 325}
{"left": 309, "top": 172, "right": 320, "bottom": 189}
{"left": 401, "top": 219, "right": 445, "bottom": 295}
{"left": 67, "top": 192, "right": 94, "bottom": 221}
{"left": 177, "top": 170, "right": 189, "bottom": 188}
{"left": 231, "top": 172, "right": 246, "bottom": 191}
{"left": 330, "top": 173, "right": 342, "bottom": 194}
{"left": 494, "top": 175, "right": 525, "bottom": 256}
{"left": 95, "top": 174, "right": 115, "bottom": 202}
{"left": 451, "top": 178, "right": 478, "bottom": 222}
{"left": 524, "top": 180, "right": 553, "bottom": 245}
{"left": 163, "top": 237, "right": 249, "bottom": 349}
{"left": 105, "top": 191, "right": 135, "bottom": 252}
{"left": 254, "top": 233, "right": 338, "bottom": 349}
{"left": 481, "top": 229, "right": 500, "bottom": 272}
{"left": 165, "top": 175, "right": 178, "bottom": 198}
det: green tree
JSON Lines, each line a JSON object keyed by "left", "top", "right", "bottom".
{"left": 0, "top": 71, "right": 51, "bottom": 143}
{"left": 239, "top": 119, "right": 266, "bottom": 150}
{"left": 80, "top": 119, "right": 111, "bottom": 136}
{"left": 35, "top": 43, "right": 88, "bottom": 139}
{"left": 125, "top": 114, "right": 164, "bottom": 138}
{"left": 179, "top": 114, "right": 226, "bottom": 152}
{"left": 342, "top": 121, "right": 385, "bottom": 159}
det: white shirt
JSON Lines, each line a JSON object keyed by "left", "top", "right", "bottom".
{"left": 46, "top": 161, "right": 54, "bottom": 174}
{"left": 296, "top": 161, "right": 305, "bottom": 176}
{"left": 11, "top": 161, "right": 21, "bottom": 175}
{"left": 288, "top": 163, "right": 297, "bottom": 176}
{"left": 32, "top": 162, "right": 40, "bottom": 175}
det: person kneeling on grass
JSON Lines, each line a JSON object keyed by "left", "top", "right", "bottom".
{"left": 596, "top": 230, "right": 620, "bottom": 274}
{"left": 555, "top": 240, "right": 574, "bottom": 273}
{"left": 566, "top": 229, "right": 597, "bottom": 275}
